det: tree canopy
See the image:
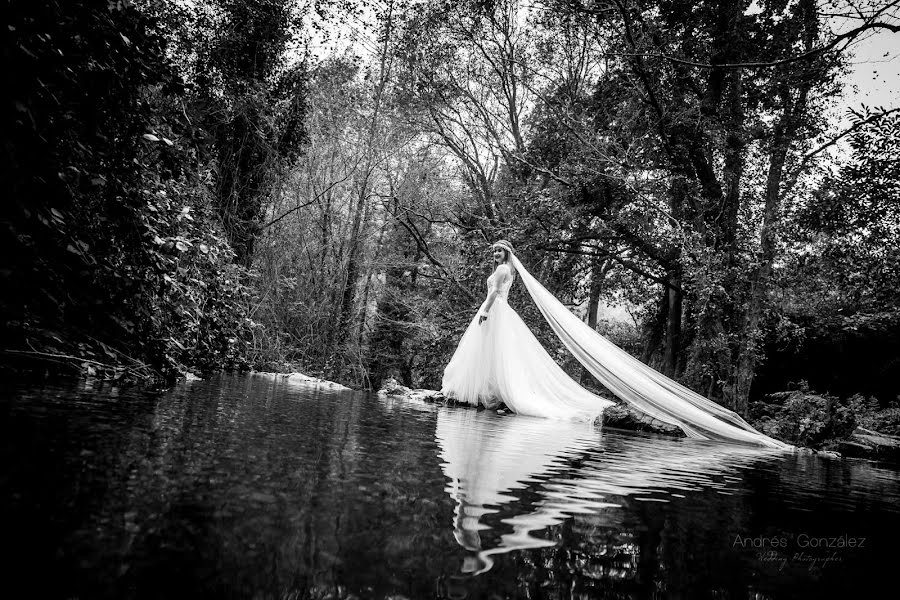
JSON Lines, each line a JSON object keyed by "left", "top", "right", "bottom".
{"left": 2, "top": 0, "right": 898, "bottom": 415}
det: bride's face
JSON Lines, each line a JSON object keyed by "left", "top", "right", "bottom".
{"left": 492, "top": 247, "right": 505, "bottom": 264}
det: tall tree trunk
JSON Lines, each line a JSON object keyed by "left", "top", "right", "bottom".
{"left": 732, "top": 0, "right": 817, "bottom": 414}
{"left": 720, "top": 68, "right": 744, "bottom": 254}
{"left": 663, "top": 268, "right": 683, "bottom": 377}
{"left": 357, "top": 209, "right": 390, "bottom": 345}
{"left": 580, "top": 258, "right": 610, "bottom": 384}
{"left": 641, "top": 286, "right": 669, "bottom": 367}
{"left": 733, "top": 87, "right": 810, "bottom": 411}
{"left": 330, "top": 1, "right": 394, "bottom": 363}
{"left": 733, "top": 132, "right": 790, "bottom": 414}
{"left": 215, "top": 107, "right": 269, "bottom": 268}
{"left": 338, "top": 181, "right": 370, "bottom": 337}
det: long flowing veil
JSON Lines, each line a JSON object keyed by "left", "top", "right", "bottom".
{"left": 507, "top": 253, "right": 790, "bottom": 450}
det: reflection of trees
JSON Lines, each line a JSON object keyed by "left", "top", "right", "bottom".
{"left": 50, "top": 375, "right": 461, "bottom": 599}
{"left": 6, "top": 378, "right": 900, "bottom": 599}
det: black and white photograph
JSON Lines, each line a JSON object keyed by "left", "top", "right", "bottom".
{"left": 2, "top": 0, "right": 899, "bottom": 598}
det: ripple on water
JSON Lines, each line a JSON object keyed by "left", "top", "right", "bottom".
{"left": 2, "top": 374, "right": 900, "bottom": 599}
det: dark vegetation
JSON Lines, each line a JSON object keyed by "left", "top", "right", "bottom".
{"left": 2, "top": 0, "right": 899, "bottom": 444}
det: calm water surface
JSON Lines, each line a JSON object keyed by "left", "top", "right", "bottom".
{"left": 2, "top": 374, "right": 899, "bottom": 599}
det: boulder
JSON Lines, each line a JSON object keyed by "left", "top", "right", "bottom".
{"left": 846, "top": 427, "right": 900, "bottom": 461}
{"left": 409, "top": 389, "right": 447, "bottom": 403}
{"left": 832, "top": 441, "right": 867, "bottom": 458}
{"left": 285, "top": 372, "right": 352, "bottom": 390}
{"left": 377, "top": 377, "right": 441, "bottom": 402}
{"left": 376, "top": 379, "right": 487, "bottom": 407}
{"left": 818, "top": 426, "right": 900, "bottom": 461}
{"left": 600, "top": 403, "right": 685, "bottom": 437}
{"left": 250, "top": 370, "right": 352, "bottom": 390}
{"left": 378, "top": 377, "right": 413, "bottom": 396}
{"left": 814, "top": 449, "right": 842, "bottom": 459}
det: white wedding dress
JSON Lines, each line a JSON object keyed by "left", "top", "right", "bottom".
{"left": 441, "top": 250, "right": 791, "bottom": 450}
{"left": 441, "top": 263, "right": 614, "bottom": 421}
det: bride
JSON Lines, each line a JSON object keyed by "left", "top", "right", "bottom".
{"left": 441, "top": 240, "right": 613, "bottom": 421}
{"left": 441, "top": 240, "right": 791, "bottom": 450}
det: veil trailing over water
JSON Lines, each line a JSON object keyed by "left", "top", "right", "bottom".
{"left": 505, "top": 250, "right": 790, "bottom": 450}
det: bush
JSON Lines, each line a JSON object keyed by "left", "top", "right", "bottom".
{"left": 1, "top": 1, "right": 256, "bottom": 383}
{"left": 750, "top": 385, "right": 856, "bottom": 447}
{"left": 846, "top": 395, "right": 900, "bottom": 436}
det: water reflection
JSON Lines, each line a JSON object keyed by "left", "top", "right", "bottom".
{"left": 437, "top": 408, "right": 605, "bottom": 574}
{"left": 436, "top": 407, "right": 787, "bottom": 576}
{"left": 4, "top": 376, "right": 900, "bottom": 599}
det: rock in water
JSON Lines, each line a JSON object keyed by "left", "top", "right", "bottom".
{"left": 378, "top": 377, "right": 413, "bottom": 396}
{"left": 600, "top": 403, "right": 685, "bottom": 437}
{"left": 843, "top": 427, "right": 900, "bottom": 462}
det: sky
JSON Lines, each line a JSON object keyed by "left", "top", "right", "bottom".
{"left": 309, "top": 4, "right": 899, "bottom": 110}
{"left": 842, "top": 27, "right": 900, "bottom": 113}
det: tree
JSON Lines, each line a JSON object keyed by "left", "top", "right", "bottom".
{"left": 1, "top": 0, "right": 256, "bottom": 379}
{"left": 389, "top": 0, "right": 899, "bottom": 414}
{"left": 761, "top": 110, "right": 900, "bottom": 400}
{"left": 153, "top": 0, "right": 308, "bottom": 267}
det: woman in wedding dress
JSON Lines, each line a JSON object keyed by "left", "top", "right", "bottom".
{"left": 441, "top": 240, "right": 792, "bottom": 450}
{"left": 441, "top": 240, "right": 614, "bottom": 421}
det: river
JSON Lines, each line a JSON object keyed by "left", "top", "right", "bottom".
{"left": 2, "top": 373, "right": 899, "bottom": 599}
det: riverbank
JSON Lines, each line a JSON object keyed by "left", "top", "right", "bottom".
{"left": 246, "top": 373, "right": 900, "bottom": 463}
{"left": 374, "top": 378, "right": 900, "bottom": 463}
{"left": 247, "top": 370, "right": 353, "bottom": 391}
{"left": 11, "top": 360, "right": 899, "bottom": 463}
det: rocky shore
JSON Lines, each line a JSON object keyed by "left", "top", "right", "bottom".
{"left": 373, "top": 378, "right": 900, "bottom": 462}
{"left": 213, "top": 373, "right": 899, "bottom": 463}
{"left": 218, "top": 370, "right": 354, "bottom": 391}
{"left": 376, "top": 377, "right": 684, "bottom": 436}
{"left": 829, "top": 427, "right": 900, "bottom": 461}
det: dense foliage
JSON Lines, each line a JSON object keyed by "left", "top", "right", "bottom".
{"left": 760, "top": 111, "right": 900, "bottom": 399}
{"left": 1, "top": 0, "right": 277, "bottom": 380}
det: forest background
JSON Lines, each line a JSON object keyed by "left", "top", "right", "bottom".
{"left": 3, "top": 0, "right": 899, "bottom": 444}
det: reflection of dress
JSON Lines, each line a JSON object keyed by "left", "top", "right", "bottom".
{"left": 441, "top": 264, "right": 614, "bottom": 420}
{"left": 435, "top": 407, "right": 605, "bottom": 574}
{"left": 435, "top": 407, "right": 785, "bottom": 575}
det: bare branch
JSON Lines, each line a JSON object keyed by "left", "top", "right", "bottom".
{"left": 536, "top": 243, "right": 678, "bottom": 290}
{"left": 801, "top": 106, "right": 900, "bottom": 166}
{"left": 392, "top": 214, "right": 479, "bottom": 303}
{"left": 603, "top": 1, "right": 900, "bottom": 70}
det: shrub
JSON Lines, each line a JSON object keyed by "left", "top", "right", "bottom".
{"left": 751, "top": 385, "right": 856, "bottom": 447}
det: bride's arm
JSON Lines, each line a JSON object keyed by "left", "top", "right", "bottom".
{"left": 479, "top": 265, "right": 510, "bottom": 324}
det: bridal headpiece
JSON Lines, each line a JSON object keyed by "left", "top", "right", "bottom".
{"left": 492, "top": 240, "right": 515, "bottom": 256}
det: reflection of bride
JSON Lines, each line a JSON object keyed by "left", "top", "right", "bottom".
{"left": 441, "top": 240, "right": 790, "bottom": 449}
{"left": 436, "top": 407, "right": 605, "bottom": 574}
{"left": 435, "top": 407, "right": 784, "bottom": 575}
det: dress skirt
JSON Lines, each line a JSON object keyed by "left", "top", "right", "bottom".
{"left": 440, "top": 297, "right": 614, "bottom": 421}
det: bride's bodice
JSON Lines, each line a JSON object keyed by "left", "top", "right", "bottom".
{"left": 486, "top": 265, "right": 513, "bottom": 300}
